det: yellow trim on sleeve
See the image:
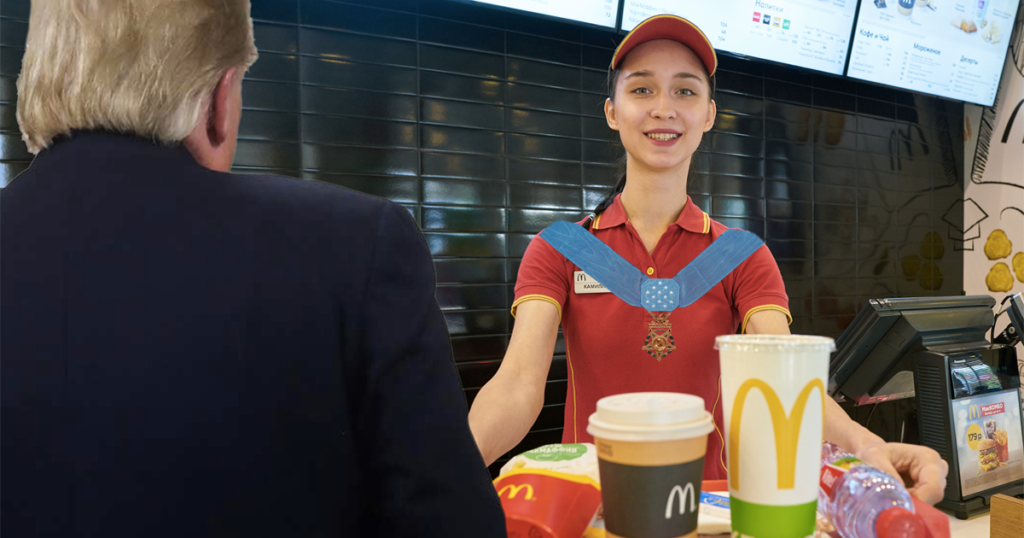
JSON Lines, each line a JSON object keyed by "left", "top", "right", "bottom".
{"left": 510, "top": 294, "right": 562, "bottom": 322}
{"left": 566, "top": 348, "right": 578, "bottom": 443}
{"left": 702, "top": 212, "right": 710, "bottom": 234}
{"left": 741, "top": 304, "right": 793, "bottom": 334}
{"left": 592, "top": 213, "right": 602, "bottom": 230}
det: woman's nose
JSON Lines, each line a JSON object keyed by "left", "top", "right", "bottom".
{"left": 650, "top": 93, "right": 676, "bottom": 119}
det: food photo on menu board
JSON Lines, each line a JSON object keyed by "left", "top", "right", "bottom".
{"left": 620, "top": 0, "right": 857, "bottom": 75}
{"left": 951, "top": 391, "right": 1024, "bottom": 497}
{"left": 848, "top": 0, "right": 1020, "bottom": 105}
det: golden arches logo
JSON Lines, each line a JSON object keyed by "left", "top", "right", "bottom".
{"left": 968, "top": 405, "right": 981, "bottom": 420}
{"left": 498, "top": 483, "right": 535, "bottom": 501}
{"left": 729, "top": 378, "right": 825, "bottom": 491}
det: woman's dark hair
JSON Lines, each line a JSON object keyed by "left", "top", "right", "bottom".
{"left": 591, "top": 58, "right": 717, "bottom": 216}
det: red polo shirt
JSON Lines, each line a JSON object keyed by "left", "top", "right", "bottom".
{"left": 512, "top": 194, "right": 790, "bottom": 480}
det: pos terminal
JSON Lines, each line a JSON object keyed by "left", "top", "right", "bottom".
{"left": 829, "top": 295, "right": 1024, "bottom": 519}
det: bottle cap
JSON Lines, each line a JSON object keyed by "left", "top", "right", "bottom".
{"left": 874, "top": 507, "right": 927, "bottom": 538}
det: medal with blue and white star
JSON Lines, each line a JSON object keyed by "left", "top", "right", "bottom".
{"left": 539, "top": 220, "right": 764, "bottom": 360}
{"left": 642, "top": 312, "right": 676, "bottom": 360}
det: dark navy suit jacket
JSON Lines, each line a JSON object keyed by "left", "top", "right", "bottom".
{"left": 0, "top": 132, "right": 506, "bottom": 537}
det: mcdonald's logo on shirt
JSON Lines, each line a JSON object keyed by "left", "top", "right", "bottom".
{"left": 729, "top": 378, "right": 826, "bottom": 491}
{"left": 498, "top": 483, "right": 535, "bottom": 501}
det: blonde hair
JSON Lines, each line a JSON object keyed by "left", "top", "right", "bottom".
{"left": 17, "top": 0, "right": 258, "bottom": 154}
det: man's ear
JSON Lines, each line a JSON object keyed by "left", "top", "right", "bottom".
{"left": 208, "top": 67, "right": 239, "bottom": 147}
{"left": 703, "top": 99, "right": 717, "bottom": 132}
{"left": 604, "top": 98, "right": 619, "bottom": 131}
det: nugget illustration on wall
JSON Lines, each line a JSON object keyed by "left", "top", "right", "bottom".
{"left": 901, "top": 255, "right": 921, "bottom": 280}
{"left": 920, "top": 231, "right": 945, "bottom": 260}
{"left": 919, "top": 262, "right": 943, "bottom": 291}
{"left": 1014, "top": 252, "right": 1024, "bottom": 283}
{"left": 984, "top": 229, "right": 1012, "bottom": 260}
{"left": 986, "top": 263, "right": 1014, "bottom": 293}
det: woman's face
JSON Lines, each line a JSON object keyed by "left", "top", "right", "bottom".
{"left": 605, "top": 39, "right": 716, "bottom": 176}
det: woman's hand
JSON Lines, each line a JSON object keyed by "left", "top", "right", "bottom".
{"left": 854, "top": 441, "right": 949, "bottom": 505}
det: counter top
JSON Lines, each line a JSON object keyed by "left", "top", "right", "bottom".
{"left": 943, "top": 508, "right": 990, "bottom": 538}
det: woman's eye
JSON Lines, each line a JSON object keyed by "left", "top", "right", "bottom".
{"left": 631, "top": 87, "right": 651, "bottom": 94}
{"left": 677, "top": 88, "right": 695, "bottom": 96}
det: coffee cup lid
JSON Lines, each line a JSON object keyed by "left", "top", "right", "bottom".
{"left": 587, "top": 392, "right": 714, "bottom": 442}
{"left": 714, "top": 334, "right": 835, "bottom": 353}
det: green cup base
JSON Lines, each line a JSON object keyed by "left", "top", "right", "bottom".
{"left": 730, "top": 497, "right": 817, "bottom": 538}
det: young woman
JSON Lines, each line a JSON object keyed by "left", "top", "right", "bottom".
{"left": 469, "top": 14, "right": 948, "bottom": 502}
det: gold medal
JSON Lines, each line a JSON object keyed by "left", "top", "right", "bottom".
{"left": 642, "top": 312, "right": 676, "bottom": 361}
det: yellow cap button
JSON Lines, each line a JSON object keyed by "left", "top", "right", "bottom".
{"left": 646, "top": 267, "right": 654, "bottom": 276}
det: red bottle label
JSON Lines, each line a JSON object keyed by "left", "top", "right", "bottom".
{"left": 819, "top": 456, "right": 862, "bottom": 501}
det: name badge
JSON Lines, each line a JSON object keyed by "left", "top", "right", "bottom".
{"left": 574, "top": 271, "right": 611, "bottom": 294}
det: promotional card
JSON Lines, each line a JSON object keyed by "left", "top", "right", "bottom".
{"left": 952, "top": 389, "right": 1024, "bottom": 496}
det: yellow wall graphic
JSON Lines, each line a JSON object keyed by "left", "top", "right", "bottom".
{"left": 984, "top": 229, "right": 1013, "bottom": 260}
{"left": 986, "top": 262, "right": 1014, "bottom": 293}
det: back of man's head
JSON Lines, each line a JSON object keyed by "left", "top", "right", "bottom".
{"left": 16, "top": 0, "right": 258, "bottom": 155}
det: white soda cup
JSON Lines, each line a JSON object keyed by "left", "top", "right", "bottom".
{"left": 716, "top": 335, "right": 834, "bottom": 538}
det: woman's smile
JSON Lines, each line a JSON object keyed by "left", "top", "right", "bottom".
{"left": 645, "top": 129, "right": 682, "bottom": 145}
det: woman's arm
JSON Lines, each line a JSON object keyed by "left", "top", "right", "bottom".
{"left": 744, "top": 310, "right": 948, "bottom": 504}
{"left": 469, "top": 300, "right": 561, "bottom": 466}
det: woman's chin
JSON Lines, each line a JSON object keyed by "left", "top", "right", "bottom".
{"left": 630, "top": 156, "right": 691, "bottom": 174}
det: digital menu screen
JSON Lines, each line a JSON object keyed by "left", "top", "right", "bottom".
{"left": 847, "top": 0, "right": 1020, "bottom": 106}
{"left": 471, "top": 0, "right": 620, "bottom": 28}
{"left": 620, "top": 0, "right": 858, "bottom": 75}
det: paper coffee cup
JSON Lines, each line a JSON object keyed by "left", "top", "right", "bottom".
{"left": 716, "top": 335, "right": 833, "bottom": 538}
{"left": 588, "top": 392, "right": 714, "bottom": 538}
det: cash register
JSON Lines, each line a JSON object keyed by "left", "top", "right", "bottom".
{"left": 829, "top": 294, "right": 1024, "bottom": 519}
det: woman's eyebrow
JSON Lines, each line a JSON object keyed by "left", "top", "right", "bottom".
{"left": 674, "top": 72, "right": 703, "bottom": 81}
{"left": 622, "top": 70, "right": 703, "bottom": 81}
{"left": 623, "top": 70, "right": 653, "bottom": 80}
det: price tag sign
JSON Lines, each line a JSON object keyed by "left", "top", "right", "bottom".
{"left": 966, "top": 423, "right": 984, "bottom": 450}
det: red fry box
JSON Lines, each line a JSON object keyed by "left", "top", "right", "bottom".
{"left": 494, "top": 469, "right": 602, "bottom": 538}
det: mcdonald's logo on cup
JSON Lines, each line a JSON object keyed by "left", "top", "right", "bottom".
{"left": 664, "top": 482, "right": 697, "bottom": 519}
{"left": 717, "top": 334, "right": 833, "bottom": 538}
{"left": 728, "top": 378, "right": 826, "bottom": 491}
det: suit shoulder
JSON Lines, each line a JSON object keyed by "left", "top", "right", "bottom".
{"left": 221, "top": 172, "right": 395, "bottom": 227}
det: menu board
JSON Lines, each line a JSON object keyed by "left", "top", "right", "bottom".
{"left": 471, "top": 0, "right": 619, "bottom": 28}
{"left": 847, "top": 0, "right": 1020, "bottom": 106}
{"left": 951, "top": 389, "right": 1024, "bottom": 496}
{"left": 620, "top": 0, "right": 858, "bottom": 75}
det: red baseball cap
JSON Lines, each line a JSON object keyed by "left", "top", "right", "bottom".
{"left": 610, "top": 14, "right": 718, "bottom": 76}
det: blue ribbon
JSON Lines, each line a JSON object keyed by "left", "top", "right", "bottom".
{"left": 539, "top": 220, "right": 764, "bottom": 312}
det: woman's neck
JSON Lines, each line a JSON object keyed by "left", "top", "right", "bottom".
{"left": 618, "top": 159, "right": 690, "bottom": 233}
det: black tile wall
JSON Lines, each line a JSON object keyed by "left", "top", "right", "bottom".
{"left": 0, "top": 0, "right": 965, "bottom": 476}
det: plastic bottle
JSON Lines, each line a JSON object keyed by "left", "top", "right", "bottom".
{"left": 818, "top": 442, "right": 927, "bottom": 538}
{"left": 973, "top": 0, "right": 990, "bottom": 27}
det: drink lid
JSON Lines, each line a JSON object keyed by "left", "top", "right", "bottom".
{"left": 587, "top": 392, "right": 714, "bottom": 442}
{"left": 714, "top": 334, "right": 835, "bottom": 353}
